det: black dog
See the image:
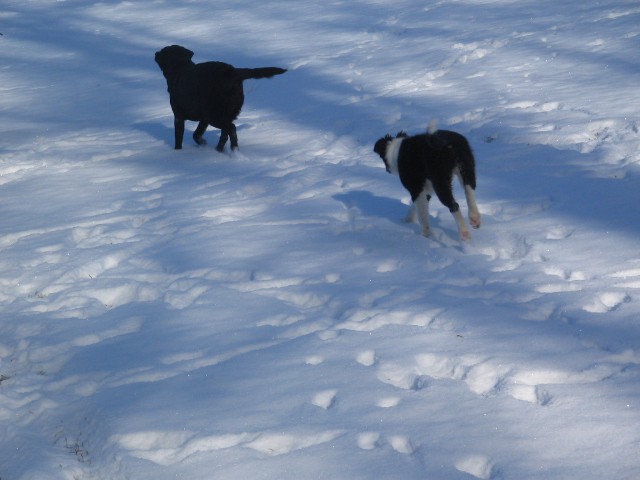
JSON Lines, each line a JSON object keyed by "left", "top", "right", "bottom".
{"left": 374, "top": 126, "right": 481, "bottom": 240}
{"left": 155, "top": 45, "right": 287, "bottom": 152}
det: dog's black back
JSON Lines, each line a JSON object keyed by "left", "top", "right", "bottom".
{"left": 396, "top": 130, "right": 476, "bottom": 201}
{"left": 155, "top": 45, "right": 286, "bottom": 151}
{"left": 170, "top": 61, "right": 244, "bottom": 129}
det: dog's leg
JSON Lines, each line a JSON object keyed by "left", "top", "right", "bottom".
{"left": 215, "top": 131, "right": 229, "bottom": 152}
{"left": 433, "top": 181, "right": 470, "bottom": 240}
{"left": 464, "top": 185, "right": 481, "bottom": 229}
{"left": 193, "top": 121, "right": 208, "bottom": 146}
{"left": 414, "top": 192, "right": 431, "bottom": 237}
{"left": 455, "top": 172, "right": 481, "bottom": 229}
{"left": 216, "top": 124, "right": 238, "bottom": 152}
{"left": 452, "top": 210, "right": 471, "bottom": 241}
{"left": 228, "top": 123, "right": 239, "bottom": 151}
{"left": 455, "top": 169, "right": 481, "bottom": 230}
{"left": 174, "top": 118, "right": 185, "bottom": 150}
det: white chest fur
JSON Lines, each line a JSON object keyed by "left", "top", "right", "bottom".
{"left": 384, "top": 138, "right": 404, "bottom": 175}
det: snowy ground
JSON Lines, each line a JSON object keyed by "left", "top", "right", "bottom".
{"left": 1, "top": 1, "right": 640, "bottom": 479}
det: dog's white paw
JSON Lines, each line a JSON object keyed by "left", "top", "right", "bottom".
{"left": 421, "top": 227, "right": 431, "bottom": 237}
{"left": 470, "top": 213, "right": 481, "bottom": 229}
{"left": 460, "top": 229, "right": 471, "bottom": 241}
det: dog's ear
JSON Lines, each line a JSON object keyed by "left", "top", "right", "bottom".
{"left": 396, "top": 131, "right": 408, "bottom": 138}
{"left": 374, "top": 137, "right": 390, "bottom": 157}
{"left": 173, "top": 45, "right": 194, "bottom": 61}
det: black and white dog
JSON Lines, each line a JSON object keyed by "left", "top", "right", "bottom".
{"left": 374, "top": 125, "right": 481, "bottom": 240}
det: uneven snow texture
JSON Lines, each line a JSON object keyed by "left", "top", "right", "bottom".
{"left": 1, "top": 1, "right": 640, "bottom": 479}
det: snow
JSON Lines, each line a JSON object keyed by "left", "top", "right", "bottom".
{"left": 1, "top": 0, "right": 640, "bottom": 478}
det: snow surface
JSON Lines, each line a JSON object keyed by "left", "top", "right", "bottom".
{"left": 1, "top": 1, "right": 640, "bottom": 479}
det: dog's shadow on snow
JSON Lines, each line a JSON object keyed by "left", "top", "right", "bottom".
{"left": 334, "top": 190, "right": 406, "bottom": 222}
{"left": 135, "top": 122, "right": 174, "bottom": 148}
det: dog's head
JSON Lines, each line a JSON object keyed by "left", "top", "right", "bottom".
{"left": 154, "top": 45, "right": 195, "bottom": 78}
{"left": 374, "top": 132, "right": 406, "bottom": 173}
{"left": 374, "top": 134, "right": 393, "bottom": 172}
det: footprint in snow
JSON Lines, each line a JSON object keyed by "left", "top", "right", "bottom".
{"left": 311, "top": 389, "right": 337, "bottom": 409}
{"left": 507, "top": 384, "right": 552, "bottom": 406}
{"left": 376, "top": 362, "right": 429, "bottom": 391}
{"left": 388, "top": 435, "right": 415, "bottom": 454}
{"left": 543, "top": 266, "right": 587, "bottom": 281}
{"left": 545, "top": 225, "right": 574, "bottom": 240}
{"left": 324, "top": 273, "right": 341, "bottom": 283}
{"left": 305, "top": 355, "right": 324, "bottom": 366}
{"left": 356, "top": 349, "right": 377, "bottom": 367}
{"left": 583, "top": 292, "right": 630, "bottom": 313}
{"left": 477, "top": 232, "right": 533, "bottom": 263}
{"left": 318, "top": 330, "right": 339, "bottom": 340}
{"left": 464, "top": 361, "right": 511, "bottom": 397}
{"left": 357, "top": 432, "right": 380, "bottom": 450}
{"left": 376, "top": 259, "right": 400, "bottom": 273}
{"left": 455, "top": 454, "right": 495, "bottom": 479}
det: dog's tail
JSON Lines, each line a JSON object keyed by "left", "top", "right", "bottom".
{"left": 235, "top": 67, "right": 287, "bottom": 81}
{"left": 425, "top": 119, "right": 447, "bottom": 151}
{"left": 427, "top": 119, "right": 438, "bottom": 134}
